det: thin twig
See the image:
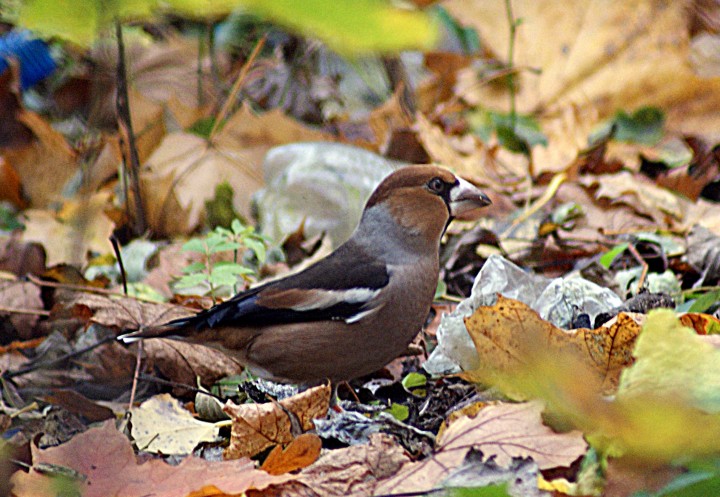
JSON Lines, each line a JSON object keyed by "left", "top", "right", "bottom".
{"left": 115, "top": 20, "right": 147, "bottom": 236}
{"left": 626, "top": 243, "right": 649, "bottom": 294}
{"left": 1, "top": 336, "right": 116, "bottom": 380}
{"left": 209, "top": 35, "right": 266, "bottom": 140}
{"left": 24, "top": 274, "right": 175, "bottom": 305}
{"left": 110, "top": 234, "right": 128, "bottom": 296}
{"left": 502, "top": 172, "right": 567, "bottom": 235}
{"left": 0, "top": 306, "right": 50, "bottom": 317}
{"left": 128, "top": 341, "right": 143, "bottom": 409}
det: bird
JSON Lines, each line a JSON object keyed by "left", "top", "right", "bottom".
{"left": 120, "top": 165, "right": 491, "bottom": 384}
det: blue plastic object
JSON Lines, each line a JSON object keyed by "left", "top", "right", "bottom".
{"left": 0, "top": 30, "right": 56, "bottom": 89}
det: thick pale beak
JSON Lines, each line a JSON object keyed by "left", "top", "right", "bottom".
{"left": 449, "top": 177, "right": 492, "bottom": 218}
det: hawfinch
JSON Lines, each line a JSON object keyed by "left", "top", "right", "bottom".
{"left": 121, "top": 165, "right": 491, "bottom": 383}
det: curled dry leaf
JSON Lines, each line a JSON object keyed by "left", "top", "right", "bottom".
{"left": 463, "top": 295, "right": 642, "bottom": 394}
{"left": 223, "top": 384, "right": 331, "bottom": 459}
{"left": 260, "top": 432, "right": 323, "bottom": 475}
{"left": 376, "top": 401, "right": 587, "bottom": 495}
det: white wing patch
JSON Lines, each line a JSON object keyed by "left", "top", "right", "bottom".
{"left": 287, "top": 287, "right": 383, "bottom": 324}
{"left": 289, "top": 288, "right": 380, "bottom": 311}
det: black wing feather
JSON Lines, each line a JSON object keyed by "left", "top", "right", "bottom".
{"left": 167, "top": 241, "right": 389, "bottom": 331}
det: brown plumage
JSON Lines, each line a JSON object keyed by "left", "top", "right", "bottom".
{"left": 120, "top": 165, "right": 491, "bottom": 383}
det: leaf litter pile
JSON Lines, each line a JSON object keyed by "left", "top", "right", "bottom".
{"left": 2, "top": 1, "right": 720, "bottom": 496}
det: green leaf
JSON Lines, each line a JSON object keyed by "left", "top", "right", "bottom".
{"left": 182, "top": 262, "right": 206, "bottom": 274}
{"left": 470, "top": 110, "right": 547, "bottom": 155}
{"left": 599, "top": 243, "right": 629, "bottom": 269}
{"left": 384, "top": 403, "right": 409, "bottom": 422}
{"left": 231, "top": 218, "right": 244, "bottom": 234}
{"left": 244, "top": 238, "right": 267, "bottom": 263}
{"left": 175, "top": 273, "right": 209, "bottom": 288}
{"left": 434, "top": 279, "right": 447, "bottom": 300}
{"left": 209, "top": 241, "right": 243, "bottom": 253}
{"left": 688, "top": 290, "right": 720, "bottom": 314}
{"left": 637, "top": 468, "right": 720, "bottom": 497}
{"left": 188, "top": 117, "right": 216, "bottom": 138}
{"left": 449, "top": 483, "right": 511, "bottom": 497}
{"left": 402, "top": 372, "right": 427, "bottom": 390}
{"left": 212, "top": 262, "right": 254, "bottom": 275}
{"left": 182, "top": 238, "right": 207, "bottom": 254}
{"left": 229, "top": 0, "right": 438, "bottom": 55}
{"left": 208, "top": 271, "right": 240, "bottom": 286}
{"left": 613, "top": 106, "right": 665, "bottom": 145}
{"left": 18, "top": 0, "right": 156, "bottom": 46}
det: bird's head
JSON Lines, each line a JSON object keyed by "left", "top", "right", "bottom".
{"left": 360, "top": 165, "right": 492, "bottom": 252}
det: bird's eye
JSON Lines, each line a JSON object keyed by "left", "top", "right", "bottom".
{"left": 428, "top": 177, "right": 445, "bottom": 194}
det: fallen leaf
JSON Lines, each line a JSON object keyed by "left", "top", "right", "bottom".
{"left": 619, "top": 309, "right": 720, "bottom": 413}
{"left": 262, "top": 433, "right": 409, "bottom": 497}
{"left": 224, "top": 384, "right": 331, "bottom": 459}
{"left": 376, "top": 401, "right": 587, "bottom": 495}
{"left": 260, "top": 433, "right": 323, "bottom": 475}
{"left": 140, "top": 105, "right": 332, "bottom": 236}
{"left": 463, "top": 295, "right": 641, "bottom": 394}
{"left": 66, "top": 293, "right": 192, "bottom": 331}
{"left": 131, "top": 393, "right": 221, "bottom": 455}
{"left": 0, "top": 280, "right": 43, "bottom": 339}
{"left": 21, "top": 192, "right": 115, "bottom": 266}
{"left": 447, "top": 0, "right": 720, "bottom": 174}
{"left": 580, "top": 171, "right": 684, "bottom": 222}
{"left": 2, "top": 111, "right": 77, "bottom": 207}
{"left": 9, "top": 420, "right": 287, "bottom": 497}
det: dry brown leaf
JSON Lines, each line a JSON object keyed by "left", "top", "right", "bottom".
{"left": 21, "top": 192, "right": 115, "bottom": 266}
{"left": 0, "top": 156, "right": 27, "bottom": 208}
{"left": 0, "top": 280, "right": 43, "bottom": 339}
{"left": 143, "top": 339, "right": 245, "bottom": 390}
{"left": 127, "top": 90, "right": 166, "bottom": 162}
{"left": 580, "top": 171, "right": 684, "bottom": 222}
{"left": 140, "top": 105, "right": 332, "bottom": 236}
{"left": 260, "top": 433, "right": 409, "bottom": 497}
{"left": 67, "top": 293, "right": 192, "bottom": 331}
{"left": 556, "top": 182, "right": 658, "bottom": 235}
{"left": 9, "top": 420, "right": 287, "bottom": 497}
{"left": 2, "top": 111, "right": 77, "bottom": 207}
{"left": 447, "top": 0, "right": 720, "bottom": 174}
{"left": 681, "top": 198, "right": 720, "bottom": 236}
{"left": 680, "top": 312, "right": 720, "bottom": 335}
{"left": 414, "top": 113, "right": 514, "bottom": 184}
{"left": 0, "top": 63, "right": 33, "bottom": 149}
{"left": 224, "top": 384, "right": 331, "bottom": 459}
{"left": 376, "top": 401, "right": 587, "bottom": 495}
{"left": 0, "top": 233, "right": 46, "bottom": 277}
{"left": 260, "top": 433, "right": 323, "bottom": 475}
{"left": 368, "top": 87, "right": 413, "bottom": 148}
{"left": 88, "top": 36, "right": 225, "bottom": 127}
{"left": 131, "top": 393, "right": 220, "bottom": 455}
{"left": 463, "top": 295, "right": 642, "bottom": 393}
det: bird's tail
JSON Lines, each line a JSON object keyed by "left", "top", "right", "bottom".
{"left": 117, "top": 315, "right": 196, "bottom": 343}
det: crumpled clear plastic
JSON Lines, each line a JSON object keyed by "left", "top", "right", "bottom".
{"left": 424, "top": 254, "right": 624, "bottom": 375}
{"left": 253, "top": 142, "right": 404, "bottom": 247}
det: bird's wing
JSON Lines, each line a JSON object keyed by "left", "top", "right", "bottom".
{"left": 167, "top": 242, "right": 390, "bottom": 332}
